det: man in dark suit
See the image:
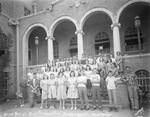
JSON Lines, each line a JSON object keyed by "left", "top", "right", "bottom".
{"left": 29, "top": 73, "right": 39, "bottom": 108}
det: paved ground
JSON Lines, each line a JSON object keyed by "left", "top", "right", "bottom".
{"left": 0, "top": 100, "right": 149, "bottom": 117}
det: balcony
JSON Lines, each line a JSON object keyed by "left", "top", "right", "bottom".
{"left": 125, "top": 43, "right": 149, "bottom": 53}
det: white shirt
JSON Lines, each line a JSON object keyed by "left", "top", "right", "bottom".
{"left": 90, "top": 74, "right": 100, "bottom": 86}
{"left": 106, "top": 76, "right": 118, "bottom": 90}
{"left": 27, "top": 72, "right": 33, "bottom": 80}
{"left": 77, "top": 76, "right": 87, "bottom": 87}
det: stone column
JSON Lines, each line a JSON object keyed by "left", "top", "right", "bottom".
{"left": 75, "top": 30, "right": 84, "bottom": 60}
{"left": 8, "top": 19, "right": 20, "bottom": 92}
{"left": 111, "top": 23, "right": 121, "bottom": 57}
{"left": 46, "top": 36, "right": 54, "bottom": 61}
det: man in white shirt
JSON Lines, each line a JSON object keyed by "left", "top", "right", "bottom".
{"left": 90, "top": 68, "right": 102, "bottom": 111}
{"left": 77, "top": 70, "right": 89, "bottom": 110}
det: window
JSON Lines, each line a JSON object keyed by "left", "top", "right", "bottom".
{"left": 124, "top": 26, "right": 144, "bottom": 52}
{"left": 69, "top": 36, "right": 77, "bottom": 57}
{"left": 95, "top": 32, "right": 110, "bottom": 55}
{"left": 24, "top": 7, "right": 31, "bottom": 16}
{"left": 135, "top": 69, "right": 150, "bottom": 91}
{"left": 28, "top": 44, "right": 31, "bottom": 61}
{"left": 53, "top": 40, "right": 59, "bottom": 59}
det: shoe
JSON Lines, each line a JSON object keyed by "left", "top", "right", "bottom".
{"left": 30, "top": 105, "right": 33, "bottom": 108}
{"left": 71, "top": 107, "right": 73, "bottom": 110}
{"left": 59, "top": 107, "right": 62, "bottom": 109}
{"left": 40, "top": 107, "right": 43, "bottom": 110}
{"left": 20, "top": 105, "right": 23, "bottom": 107}
{"left": 108, "top": 107, "right": 112, "bottom": 112}
{"left": 80, "top": 107, "right": 85, "bottom": 110}
{"left": 74, "top": 107, "right": 77, "bottom": 110}
{"left": 86, "top": 107, "right": 90, "bottom": 111}
{"left": 91, "top": 106, "right": 96, "bottom": 111}
{"left": 115, "top": 107, "right": 119, "bottom": 112}
{"left": 62, "top": 107, "right": 65, "bottom": 109}
{"left": 99, "top": 106, "right": 103, "bottom": 111}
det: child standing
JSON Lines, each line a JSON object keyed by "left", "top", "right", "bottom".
{"left": 90, "top": 68, "right": 102, "bottom": 111}
{"left": 40, "top": 74, "right": 48, "bottom": 109}
{"left": 48, "top": 73, "right": 57, "bottom": 109}
{"left": 106, "top": 71, "right": 120, "bottom": 112}
{"left": 67, "top": 71, "right": 78, "bottom": 110}
{"left": 77, "top": 70, "right": 89, "bottom": 110}
{"left": 56, "top": 72, "right": 67, "bottom": 109}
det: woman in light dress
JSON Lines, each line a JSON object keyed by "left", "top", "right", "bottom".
{"left": 48, "top": 73, "right": 57, "bottom": 109}
{"left": 56, "top": 72, "right": 67, "bottom": 109}
{"left": 40, "top": 74, "right": 49, "bottom": 109}
{"left": 115, "top": 51, "right": 122, "bottom": 70}
{"left": 67, "top": 71, "right": 78, "bottom": 110}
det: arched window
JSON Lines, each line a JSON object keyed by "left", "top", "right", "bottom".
{"left": 53, "top": 40, "right": 59, "bottom": 59}
{"left": 95, "top": 32, "right": 110, "bottom": 55}
{"left": 69, "top": 36, "right": 77, "bottom": 57}
{"left": 124, "top": 26, "right": 144, "bottom": 52}
{"left": 135, "top": 69, "right": 150, "bottom": 91}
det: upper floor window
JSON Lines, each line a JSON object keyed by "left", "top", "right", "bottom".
{"left": 124, "top": 26, "right": 144, "bottom": 52}
{"left": 69, "top": 36, "right": 77, "bottom": 57}
{"left": 24, "top": 7, "right": 31, "bottom": 16}
{"left": 53, "top": 40, "right": 59, "bottom": 59}
{"left": 95, "top": 32, "right": 110, "bottom": 55}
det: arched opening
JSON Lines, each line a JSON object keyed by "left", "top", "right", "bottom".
{"left": 28, "top": 27, "right": 47, "bottom": 65}
{"left": 135, "top": 69, "right": 150, "bottom": 91}
{"left": 119, "top": 2, "right": 150, "bottom": 55}
{"left": 53, "top": 20, "right": 76, "bottom": 59}
{"left": 83, "top": 12, "right": 112, "bottom": 56}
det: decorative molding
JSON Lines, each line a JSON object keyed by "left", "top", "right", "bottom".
{"left": 45, "top": 36, "right": 55, "bottom": 40}
{"left": 123, "top": 53, "right": 150, "bottom": 59}
{"left": 43, "top": 4, "right": 53, "bottom": 12}
{"left": 75, "top": 30, "right": 85, "bottom": 35}
{"left": 111, "top": 23, "right": 121, "bottom": 29}
{"left": 8, "top": 19, "right": 20, "bottom": 26}
{"left": 68, "top": 0, "right": 89, "bottom": 10}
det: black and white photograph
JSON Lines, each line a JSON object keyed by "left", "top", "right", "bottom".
{"left": 0, "top": 0, "right": 150, "bottom": 117}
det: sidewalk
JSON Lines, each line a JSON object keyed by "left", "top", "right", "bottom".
{"left": 0, "top": 100, "right": 149, "bottom": 117}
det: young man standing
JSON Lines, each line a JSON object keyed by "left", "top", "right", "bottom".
{"left": 90, "top": 68, "right": 103, "bottom": 111}
{"left": 29, "top": 73, "right": 39, "bottom": 108}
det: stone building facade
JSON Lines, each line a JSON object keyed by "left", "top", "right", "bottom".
{"left": 0, "top": 0, "right": 150, "bottom": 105}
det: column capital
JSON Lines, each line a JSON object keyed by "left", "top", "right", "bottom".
{"left": 75, "top": 30, "right": 85, "bottom": 35}
{"left": 8, "top": 19, "right": 20, "bottom": 26}
{"left": 45, "top": 36, "right": 55, "bottom": 40}
{"left": 111, "top": 23, "right": 121, "bottom": 29}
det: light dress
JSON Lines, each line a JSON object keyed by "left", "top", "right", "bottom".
{"left": 47, "top": 78, "right": 57, "bottom": 99}
{"left": 67, "top": 77, "right": 78, "bottom": 99}
{"left": 56, "top": 76, "right": 67, "bottom": 100}
{"left": 40, "top": 80, "right": 48, "bottom": 100}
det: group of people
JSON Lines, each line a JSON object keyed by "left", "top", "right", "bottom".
{"left": 19, "top": 52, "right": 139, "bottom": 112}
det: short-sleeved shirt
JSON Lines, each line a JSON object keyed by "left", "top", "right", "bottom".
{"left": 77, "top": 76, "right": 87, "bottom": 87}
{"left": 124, "top": 72, "right": 137, "bottom": 86}
{"left": 106, "top": 76, "right": 117, "bottom": 90}
{"left": 27, "top": 72, "right": 33, "bottom": 80}
{"left": 90, "top": 74, "right": 100, "bottom": 86}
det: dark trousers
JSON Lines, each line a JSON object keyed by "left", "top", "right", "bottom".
{"left": 30, "top": 92, "right": 37, "bottom": 107}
